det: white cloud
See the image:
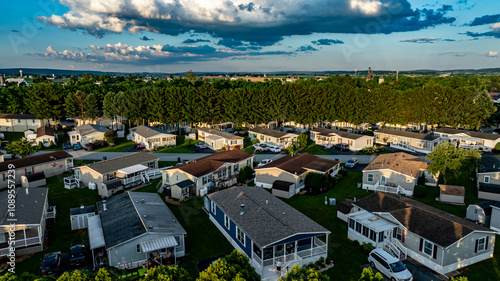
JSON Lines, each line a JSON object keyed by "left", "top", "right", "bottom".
{"left": 400, "top": 37, "right": 440, "bottom": 43}
{"left": 349, "top": 0, "right": 383, "bottom": 15}
{"left": 485, "top": 51, "right": 499, "bottom": 57}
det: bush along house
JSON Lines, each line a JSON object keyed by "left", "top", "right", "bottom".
{"left": 206, "top": 186, "right": 330, "bottom": 279}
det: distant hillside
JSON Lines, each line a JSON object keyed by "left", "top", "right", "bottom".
{"left": 0, "top": 67, "right": 499, "bottom": 77}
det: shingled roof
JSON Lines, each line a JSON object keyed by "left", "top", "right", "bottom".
{"left": 169, "top": 150, "right": 252, "bottom": 177}
{"left": 36, "top": 127, "right": 55, "bottom": 138}
{"left": 255, "top": 152, "right": 339, "bottom": 175}
{"left": 0, "top": 151, "right": 72, "bottom": 172}
{"left": 130, "top": 125, "right": 175, "bottom": 139}
{"left": 208, "top": 186, "right": 330, "bottom": 247}
{"left": 82, "top": 153, "right": 158, "bottom": 175}
{"left": 96, "top": 192, "right": 185, "bottom": 248}
{"left": 0, "top": 188, "right": 48, "bottom": 225}
{"left": 249, "top": 127, "right": 297, "bottom": 139}
{"left": 0, "top": 113, "right": 37, "bottom": 120}
{"left": 75, "top": 124, "right": 108, "bottom": 135}
{"left": 311, "top": 127, "right": 366, "bottom": 140}
{"left": 434, "top": 128, "right": 500, "bottom": 141}
{"left": 354, "top": 192, "right": 492, "bottom": 247}
{"left": 198, "top": 127, "right": 240, "bottom": 140}
{"left": 337, "top": 199, "right": 354, "bottom": 215}
{"left": 375, "top": 128, "right": 440, "bottom": 141}
{"left": 363, "top": 152, "right": 428, "bottom": 177}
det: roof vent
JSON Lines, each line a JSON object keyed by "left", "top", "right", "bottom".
{"left": 25, "top": 188, "right": 29, "bottom": 195}
{"left": 282, "top": 212, "right": 286, "bottom": 215}
{"left": 240, "top": 204, "right": 245, "bottom": 215}
{"left": 103, "top": 200, "right": 107, "bottom": 211}
{"left": 141, "top": 199, "right": 145, "bottom": 203}
{"left": 266, "top": 200, "right": 269, "bottom": 205}
{"left": 143, "top": 214, "right": 147, "bottom": 218}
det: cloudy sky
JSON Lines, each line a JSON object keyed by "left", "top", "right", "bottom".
{"left": 1, "top": 0, "right": 499, "bottom": 73}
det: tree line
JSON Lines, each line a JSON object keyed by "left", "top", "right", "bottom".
{"left": 1, "top": 73, "right": 499, "bottom": 131}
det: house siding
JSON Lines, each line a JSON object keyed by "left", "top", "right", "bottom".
{"left": 491, "top": 207, "right": 500, "bottom": 232}
{"left": 0, "top": 159, "right": 69, "bottom": 188}
{"left": 208, "top": 198, "right": 252, "bottom": 257}
{"left": 255, "top": 168, "right": 301, "bottom": 189}
{"left": 310, "top": 131, "right": 374, "bottom": 151}
{"left": 440, "top": 194, "right": 464, "bottom": 204}
{"left": 0, "top": 118, "right": 44, "bottom": 132}
{"left": 443, "top": 232, "right": 495, "bottom": 267}
{"left": 362, "top": 170, "right": 417, "bottom": 194}
{"left": 107, "top": 233, "right": 186, "bottom": 269}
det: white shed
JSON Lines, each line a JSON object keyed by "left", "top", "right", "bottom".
{"left": 466, "top": 201, "right": 493, "bottom": 226}
{"left": 439, "top": 185, "right": 465, "bottom": 205}
{"left": 272, "top": 180, "right": 296, "bottom": 199}
{"left": 70, "top": 205, "right": 96, "bottom": 230}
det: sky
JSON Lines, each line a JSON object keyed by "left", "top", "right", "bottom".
{"left": 0, "top": 0, "right": 499, "bottom": 73}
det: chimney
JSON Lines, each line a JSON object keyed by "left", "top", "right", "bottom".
{"left": 265, "top": 200, "right": 269, "bottom": 205}
{"left": 103, "top": 200, "right": 107, "bottom": 211}
{"left": 240, "top": 204, "right": 245, "bottom": 215}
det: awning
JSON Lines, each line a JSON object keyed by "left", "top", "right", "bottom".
{"left": 88, "top": 214, "right": 105, "bottom": 250}
{"left": 205, "top": 135, "right": 224, "bottom": 141}
{"left": 116, "top": 164, "right": 148, "bottom": 177}
{"left": 140, "top": 236, "right": 178, "bottom": 253}
{"left": 347, "top": 210, "right": 398, "bottom": 232}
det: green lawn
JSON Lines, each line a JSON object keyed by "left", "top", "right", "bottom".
{"left": 15, "top": 172, "right": 102, "bottom": 274}
{"left": 159, "top": 161, "right": 179, "bottom": 168}
{"left": 1, "top": 132, "right": 24, "bottom": 142}
{"left": 284, "top": 171, "right": 372, "bottom": 280}
{"left": 92, "top": 139, "right": 134, "bottom": 152}
{"left": 301, "top": 144, "right": 335, "bottom": 155}
{"left": 158, "top": 145, "right": 195, "bottom": 153}
{"left": 242, "top": 145, "right": 262, "bottom": 154}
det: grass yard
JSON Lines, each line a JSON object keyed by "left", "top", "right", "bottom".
{"left": 1, "top": 132, "right": 24, "bottom": 142}
{"left": 15, "top": 172, "right": 102, "bottom": 274}
{"left": 284, "top": 171, "right": 373, "bottom": 280}
{"left": 242, "top": 145, "right": 262, "bottom": 154}
{"left": 301, "top": 144, "right": 335, "bottom": 155}
{"left": 158, "top": 145, "right": 195, "bottom": 153}
{"left": 167, "top": 199, "right": 234, "bottom": 277}
{"left": 92, "top": 139, "right": 134, "bottom": 152}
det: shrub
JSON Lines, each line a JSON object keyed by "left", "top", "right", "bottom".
{"left": 251, "top": 138, "right": 260, "bottom": 145}
{"left": 417, "top": 174, "right": 426, "bottom": 186}
{"left": 184, "top": 138, "right": 196, "bottom": 146}
{"left": 49, "top": 140, "right": 55, "bottom": 148}
{"left": 413, "top": 185, "right": 427, "bottom": 198}
{"left": 338, "top": 169, "right": 347, "bottom": 177}
{"left": 244, "top": 136, "right": 251, "bottom": 146}
{"left": 361, "top": 242, "right": 375, "bottom": 253}
{"left": 495, "top": 142, "right": 500, "bottom": 150}
{"left": 37, "top": 141, "right": 43, "bottom": 149}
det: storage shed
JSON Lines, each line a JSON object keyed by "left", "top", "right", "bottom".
{"left": 439, "top": 185, "right": 465, "bottom": 205}
{"left": 70, "top": 205, "right": 96, "bottom": 230}
{"left": 271, "top": 180, "right": 295, "bottom": 199}
{"left": 466, "top": 201, "right": 493, "bottom": 226}
{"left": 21, "top": 172, "right": 46, "bottom": 188}
{"left": 337, "top": 199, "right": 354, "bottom": 222}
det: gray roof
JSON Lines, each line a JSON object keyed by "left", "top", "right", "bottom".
{"left": 70, "top": 205, "right": 95, "bottom": 216}
{"left": 96, "top": 192, "right": 185, "bottom": 248}
{"left": 198, "top": 127, "right": 240, "bottom": 140}
{"left": 311, "top": 127, "right": 367, "bottom": 140}
{"left": 376, "top": 128, "right": 440, "bottom": 141}
{"left": 0, "top": 151, "right": 73, "bottom": 172}
{"left": 172, "top": 179, "right": 195, "bottom": 190}
{"left": 434, "top": 127, "right": 500, "bottom": 141}
{"left": 82, "top": 152, "right": 158, "bottom": 175}
{"left": 208, "top": 186, "right": 330, "bottom": 247}
{"left": 0, "top": 188, "right": 48, "bottom": 225}
{"left": 478, "top": 155, "right": 500, "bottom": 173}
{"left": 75, "top": 124, "right": 108, "bottom": 135}
{"left": 249, "top": 127, "right": 297, "bottom": 139}
{"left": 130, "top": 125, "right": 175, "bottom": 138}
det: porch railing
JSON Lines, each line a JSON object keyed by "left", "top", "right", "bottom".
{"left": 64, "top": 176, "right": 79, "bottom": 189}
{"left": 46, "top": 206, "right": 56, "bottom": 219}
{"left": 375, "top": 184, "right": 406, "bottom": 195}
{"left": 0, "top": 237, "right": 41, "bottom": 256}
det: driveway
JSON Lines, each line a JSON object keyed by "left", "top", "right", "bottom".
{"left": 363, "top": 259, "right": 446, "bottom": 281}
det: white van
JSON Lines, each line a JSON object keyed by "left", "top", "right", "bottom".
{"left": 368, "top": 249, "right": 413, "bottom": 281}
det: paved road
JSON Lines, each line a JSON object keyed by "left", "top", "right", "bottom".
{"left": 363, "top": 258, "right": 446, "bottom": 281}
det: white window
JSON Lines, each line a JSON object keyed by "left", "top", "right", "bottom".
{"left": 484, "top": 176, "right": 490, "bottom": 183}
{"left": 137, "top": 244, "right": 141, "bottom": 253}
{"left": 381, "top": 175, "right": 386, "bottom": 185}
{"left": 224, "top": 215, "right": 230, "bottom": 229}
{"left": 424, "top": 240, "right": 433, "bottom": 256}
{"left": 367, "top": 174, "right": 374, "bottom": 182}
{"left": 477, "top": 237, "right": 486, "bottom": 252}
{"left": 236, "top": 226, "right": 245, "bottom": 246}
{"left": 211, "top": 201, "right": 216, "bottom": 214}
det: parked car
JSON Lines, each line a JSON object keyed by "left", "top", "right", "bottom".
{"left": 62, "top": 142, "right": 71, "bottom": 150}
{"left": 73, "top": 143, "right": 82, "bottom": 150}
{"left": 69, "top": 244, "right": 86, "bottom": 267}
{"left": 267, "top": 144, "right": 283, "bottom": 153}
{"left": 40, "top": 252, "right": 62, "bottom": 276}
{"left": 368, "top": 249, "right": 413, "bottom": 281}
{"left": 134, "top": 143, "right": 145, "bottom": 150}
{"left": 253, "top": 143, "right": 269, "bottom": 152}
{"left": 257, "top": 159, "right": 272, "bottom": 167}
{"left": 0, "top": 141, "right": 8, "bottom": 149}
{"left": 345, "top": 158, "right": 358, "bottom": 169}
{"left": 195, "top": 142, "right": 207, "bottom": 149}
{"left": 334, "top": 143, "right": 349, "bottom": 151}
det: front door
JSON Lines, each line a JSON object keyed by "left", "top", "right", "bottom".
{"left": 381, "top": 175, "right": 386, "bottom": 185}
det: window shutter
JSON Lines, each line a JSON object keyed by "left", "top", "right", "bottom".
{"left": 402, "top": 230, "right": 405, "bottom": 243}
{"left": 475, "top": 239, "right": 479, "bottom": 253}
{"left": 486, "top": 237, "right": 489, "bottom": 250}
{"left": 432, "top": 245, "right": 437, "bottom": 259}
{"left": 419, "top": 238, "right": 423, "bottom": 252}
{"left": 393, "top": 229, "right": 397, "bottom": 238}
{"left": 24, "top": 168, "right": 27, "bottom": 175}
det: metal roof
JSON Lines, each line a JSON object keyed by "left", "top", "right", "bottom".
{"left": 117, "top": 164, "right": 148, "bottom": 176}
{"left": 140, "top": 236, "right": 178, "bottom": 253}
{"left": 82, "top": 153, "right": 158, "bottom": 175}
{"left": 88, "top": 214, "right": 105, "bottom": 250}
{"left": 347, "top": 210, "right": 397, "bottom": 232}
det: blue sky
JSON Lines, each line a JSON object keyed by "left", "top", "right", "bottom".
{"left": 0, "top": 0, "right": 499, "bottom": 73}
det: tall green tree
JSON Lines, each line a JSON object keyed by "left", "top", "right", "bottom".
{"left": 6, "top": 139, "right": 38, "bottom": 158}
{"left": 197, "top": 250, "right": 260, "bottom": 281}
{"left": 141, "top": 265, "right": 190, "bottom": 281}
{"left": 426, "top": 142, "right": 482, "bottom": 184}
{"left": 474, "top": 91, "right": 496, "bottom": 130}
{"left": 84, "top": 93, "right": 99, "bottom": 121}
{"left": 74, "top": 90, "right": 88, "bottom": 119}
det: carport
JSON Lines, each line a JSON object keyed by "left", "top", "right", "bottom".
{"left": 88, "top": 214, "right": 106, "bottom": 270}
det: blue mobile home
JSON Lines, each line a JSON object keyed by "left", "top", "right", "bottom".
{"left": 206, "top": 186, "right": 330, "bottom": 279}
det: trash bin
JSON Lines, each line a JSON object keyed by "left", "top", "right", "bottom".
{"left": 103, "top": 156, "right": 107, "bottom": 161}
{"left": 87, "top": 146, "right": 91, "bottom": 152}
{"left": 177, "top": 157, "right": 181, "bottom": 163}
